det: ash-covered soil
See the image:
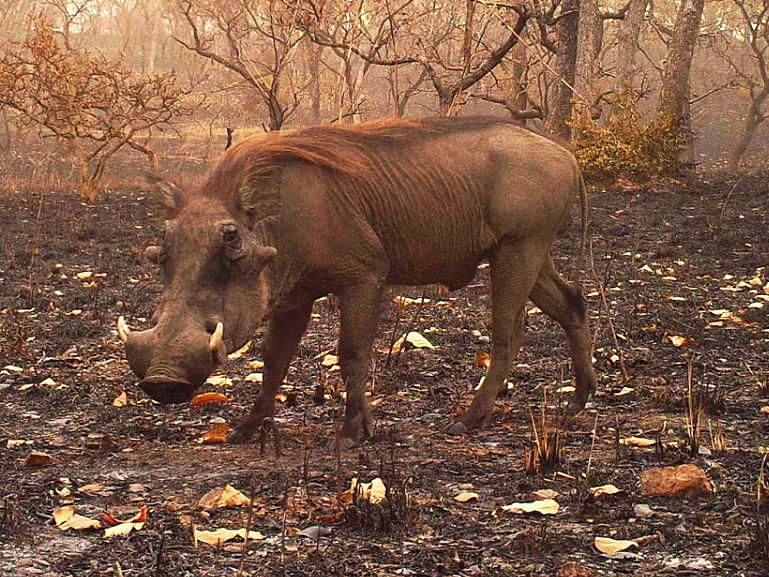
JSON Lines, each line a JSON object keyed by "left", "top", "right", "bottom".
{"left": 0, "top": 174, "right": 768, "bottom": 576}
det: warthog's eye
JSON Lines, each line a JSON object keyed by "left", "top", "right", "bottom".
{"left": 221, "top": 223, "right": 243, "bottom": 260}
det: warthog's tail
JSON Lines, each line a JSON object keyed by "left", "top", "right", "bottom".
{"left": 577, "top": 172, "right": 590, "bottom": 279}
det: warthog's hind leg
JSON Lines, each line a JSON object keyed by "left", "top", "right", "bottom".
{"left": 449, "top": 241, "right": 542, "bottom": 435}
{"left": 529, "top": 256, "right": 596, "bottom": 413}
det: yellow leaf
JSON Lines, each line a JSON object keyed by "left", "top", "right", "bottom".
{"left": 104, "top": 522, "right": 145, "bottom": 538}
{"left": 198, "top": 484, "right": 250, "bottom": 509}
{"left": 348, "top": 477, "right": 387, "bottom": 506}
{"left": 205, "top": 374, "right": 232, "bottom": 387}
{"left": 498, "top": 499, "right": 559, "bottom": 515}
{"left": 227, "top": 341, "right": 251, "bottom": 360}
{"left": 664, "top": 334, "right": 693, "bottom": 347}
{"left": 594, "top": 536, "right": 638, "bottom": 554}
{"left": 76, "top": 271, "right": 93, "bottom": 280}
{"left": 112, "top": 390, "right": 129, "bottom": 407}
{"left": 620, "top": 436, "right": 657, "bottom": 447}
{"left": 244, "top": 372, "right": 263, "bottom": 383}
{"left": 390, "top": 332, "right": 435, "bottom": 354}
{"left": 322, "top": 354, "right": 339, "bottom": 367}
{"left": 454, "top": 491, "right": 479, "bottom": 503}
{"left": 589, "top": 484, "right": 626, "bottom": 498}
{"left": 53, "top": 506, "right": 102, "bottom": 531}
{"left": 194, "top": 527, "right": 265, "bottom": 547}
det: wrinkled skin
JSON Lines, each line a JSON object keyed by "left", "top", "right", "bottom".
{"left": 119, "top": 117, "right": 597, "bottom": 450}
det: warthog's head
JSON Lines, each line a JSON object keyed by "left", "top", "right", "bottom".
{"left": 118, "top": 178, "right": 276, "bottom": 404}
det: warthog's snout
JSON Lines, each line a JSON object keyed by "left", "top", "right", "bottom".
{"left": 138, "top": 376, "right": 197, "bottom": 405}
{"left": 117, "top": 316, "right": 225, "bottom": 404}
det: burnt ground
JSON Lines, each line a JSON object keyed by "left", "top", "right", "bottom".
{"left": 0, "top": 173, "right": 767, "bottom": 577}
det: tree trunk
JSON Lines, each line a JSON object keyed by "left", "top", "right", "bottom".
{"left": 307, "top": 39, "right": 322, "bottom": 124}
{"left": 546, "top": 0, "right": 580, "bottom": 139}
{"left": 614, "top": 0, "right": 648, "bottom": 92}
{"left": 574, "top": 0, "right": 602, "bottom": 117}
{"left": 658, "top": 0, "right": 705, "bottom": 122}
{"left": 508, "top": 42, "right": 529, "bottom": 126}
{"left": 730, "top": 89, "right": 769, "bottom": 169}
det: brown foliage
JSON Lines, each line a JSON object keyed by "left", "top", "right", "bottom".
{"left": 0, "top": 22, "right": 190, "bottom": 202}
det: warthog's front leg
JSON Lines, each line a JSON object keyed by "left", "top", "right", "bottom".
{"left": 228, "top": 301, "right": 313, "bottom": 443}
{"left": 335, "top": 281, "right": 383, "bottom": 450}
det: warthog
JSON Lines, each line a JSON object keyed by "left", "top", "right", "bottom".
{"left": 118, "top": 117, "right": 596, "bottom": 448}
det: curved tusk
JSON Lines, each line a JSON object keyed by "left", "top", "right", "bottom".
{"left": 209, "top": 322, "right": 224, "bottom": 351}
{"left": 117, "top": 316, "right": 132, "bottom": 342}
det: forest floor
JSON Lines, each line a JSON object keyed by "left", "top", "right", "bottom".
{"left": 0, "top": 171, "right": 768, "bottom": 577}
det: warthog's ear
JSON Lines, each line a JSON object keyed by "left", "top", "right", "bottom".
{"left": 146, "top": 173, "right": 183, "bottom": 219}
{"left": 238, "top": 170, "right": 281, "bottom": 230}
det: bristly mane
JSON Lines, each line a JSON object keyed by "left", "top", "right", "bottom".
{"left": 200, "top": 116, "right": 515, "bottom": 202}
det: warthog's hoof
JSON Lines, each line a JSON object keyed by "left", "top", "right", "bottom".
{"left": 329, "top": 436, "right": 359, "bottom": 452}
{"left": 446, "top": 421, "right": 468, "bottom": 435}
{"left": 567, "top": 393, "right": 592, "bottom": 416}
{"left": 226, "top": 429, "right": 246, "bottom": 444}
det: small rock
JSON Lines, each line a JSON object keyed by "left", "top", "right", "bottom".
{"left": 209, "top": 417, "right": 226, "bottom": 425}
{"left": 299, "top": 525, "right": 333, "bottom": 539}
{"left": 633, "top": 503, "right": 655, "bottom": 518}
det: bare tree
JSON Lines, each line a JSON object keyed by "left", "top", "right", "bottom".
{"left": 545, "top": 0, "right": 579, "bottom": 138}
{"left": 658, "top": 0, "right": 705, "bottom": 123}
{"left": 726, "top": 0, "right": 769, "bottom": 169}
{"left": 614, "top": 0, "right": 648, "bottom": 93}
{"left": 172, "top": 0, "right": 307, "bottom": 131}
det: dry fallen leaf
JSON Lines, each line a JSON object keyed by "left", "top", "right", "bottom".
{"left": 198, "top": 484, "right": 251, "bottom": 509}
{"left": 641, "top": 464, "right": 713, "bottom": 496}
{"left": 23, "top": 451, "right": 54, "bottom": 467}
{"left": 194, "top": 527, "right": 265, "bottom": 547}
{"left": 475, "top": 351, "right": 491, "bottom": 369}
{"left": 531, "top": 489, "right": 559, "bottom": 500}
{"left": 390, "top": 332, "right": 435, "bottom": 354}
{"left": 199, "top": 423, "right": 230, "bottom": 444}
{"left": 663, "top": 334, "right": 694, "bottom": 347}
{"left": 454, "top": 491, "right": 480, "bottom": 503}
{"left": 227, "top": 341, "right": 251, "bottom": 360}
{"left": 53, "top": 506, "right": 102, "bottom": 531}
{"left": 345, "top": 478, "right": 387, "bottom": 506}
{"left": 498, "top": 499, "right": 559, "bottom": 515}
{"left": 619, "top": 436, "right": 657, "bottom": 447}
{"left": 205, "top": 374, "right": 232, "bottom": 387}
{"left": 102, "top": 505, "right": 147, "bottom": 538}
{"left": 589, "top": 484, "right": 627, "bottom": 499}
{"left": 190, "top": 392, "right": 230, "bottom": 409}
{"left": 594, "top": 536, "right": 639, "bottom": 554}
{"left": 78, "top": 483, "right": 105, "bottom": 494}
{"left": 321, "top": 354, "right": 339, "bottom": 367}
{"left": 112, "top": 389, "right": 129, "bottom": 407}
{"left": 393, "top": 295, "right": 431, "bottom": 306}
